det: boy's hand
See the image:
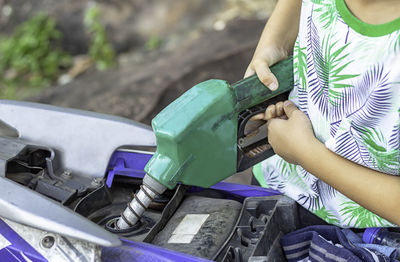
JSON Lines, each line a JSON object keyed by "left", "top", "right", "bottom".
{"left": 246, "top": 101, "right": 286, "bottom": 135}
{"left": 250, "top": 101, "right": 287, "bottom": 121}
{"left": 267, "top": 101, "right": 316, "bottom": 165}
{"left": 244, "top": 46, "right": 287, "bottom": 91}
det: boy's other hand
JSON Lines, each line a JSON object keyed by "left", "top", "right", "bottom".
{"left": 267, "top": 101, "right": 316, "bottom": 165}
{"left": 247, "top": 101, "right": 286, "bottom": 137}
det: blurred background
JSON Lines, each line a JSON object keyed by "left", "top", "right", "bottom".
{"left": 0, "top": 0, "right": 277, "bottom": 125}
{"left": 0, "top": 0, "right": 278, "bottom": 184}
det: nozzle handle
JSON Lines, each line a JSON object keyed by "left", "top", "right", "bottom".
{"left": 234, "top": 57, "right": 294, "bottom": 172}
{"left": 232, "top": 57, "right": 294, "bottom": 113}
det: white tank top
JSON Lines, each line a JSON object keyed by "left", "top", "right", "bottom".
{"left": 254, "top": 0, "right": 400, "bottom": 228}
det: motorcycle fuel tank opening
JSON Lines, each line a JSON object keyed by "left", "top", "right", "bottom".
{"left": 105, "top": 215, "right": 155, "bottom": 236}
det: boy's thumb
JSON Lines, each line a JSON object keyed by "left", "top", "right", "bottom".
{"left": 283, "top": 100, "right": 298, "bottom": 118}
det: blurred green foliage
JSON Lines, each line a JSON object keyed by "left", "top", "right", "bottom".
{"left": 0, "top": 13, "right": 71, "bottom": 99}
{"left": 145, "top": 35, "right": 162, "bottom": 51}
{"left": 84, "top": 5, "right": 115, "bottom": 71}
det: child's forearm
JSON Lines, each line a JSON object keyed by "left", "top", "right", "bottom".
{"left": 267, "top": 101, "right": 400, "bottom": 226}
{"left": 252, "top": 0, "right": 302, "bottom": 63}
{"left": 245, "top": 0, "right": 302, "bottom": 89}
{"left": 301, "top": 139, "right": 400, "bottom": 226}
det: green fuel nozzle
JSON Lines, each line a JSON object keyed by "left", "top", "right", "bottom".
{"left": 145, "top": 57, "right": 293, "bottom": 189}
{"left": 116, "top": 58, "right": 293, "bottom": 230}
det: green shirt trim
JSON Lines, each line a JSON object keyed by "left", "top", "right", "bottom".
{"left": 335, "top": 0, "right": 400, "bottom": 37}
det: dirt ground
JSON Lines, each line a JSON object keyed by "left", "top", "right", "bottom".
{"left": 1, "top": 1, "right": 278, "bottom": 186}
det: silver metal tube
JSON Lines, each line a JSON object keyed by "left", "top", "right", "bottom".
{"left": 117, "top": 175, "right": 166, "bottom": 230}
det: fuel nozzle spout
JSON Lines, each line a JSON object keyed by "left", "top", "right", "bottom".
{"left": 116, "top": 175, "right": 166, "bottom": 230}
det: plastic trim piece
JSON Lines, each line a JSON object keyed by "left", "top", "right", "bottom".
{"left": 0, "top": 176, "right": 121, "bottom": 247}
{"left": 0, "top": 100, "right": 156, "bottom": 179}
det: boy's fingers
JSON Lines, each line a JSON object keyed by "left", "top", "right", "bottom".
{"left": 283, "top": 100, "right": 299, "bottom": 118}
{"left": 244, "top": 66, "right": 255, "bottom": 78}
{"left": 265, "top": 104, "right": 276, "bottom": 120}
{"left": 276, "top": 101, "right": 284, "bottom": 117}
{"left": 250, "top": 113, "right": 265, "bottom": 121}
{"left": 279, "top": 115, "right": 288, "bottom": 120}
{"left": 253, "top": 60, "right": 279, "bottom": 91}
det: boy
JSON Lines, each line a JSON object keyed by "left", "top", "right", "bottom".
{"left": 246, "top": 0, "right": 400, "bottom": 227}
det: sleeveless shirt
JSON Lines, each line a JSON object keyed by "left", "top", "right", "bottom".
{"left": 253, "top": 0, "right": 400, "bottom": 227}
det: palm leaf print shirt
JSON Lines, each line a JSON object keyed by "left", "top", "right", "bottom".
{"left": 253, "top": 0, "right": 400, "bottom": 227}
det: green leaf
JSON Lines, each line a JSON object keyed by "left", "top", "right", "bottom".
{"left": 321, "top": 38, "right": 359, "bottom": 104}
{"left": 340, "top": 201, "right": 393, "bottom": 227}
{"left": 84, "top": 5, "right": 115, "bottom": 70}
{"left": 293, "top": 39, "right": 307, "bottom": 90}
{"left": 0, "top": 12, "right": 71, "bottom": 99}
{"left": 314, "top": 206, "right": 340, "bottom": 225}
{"left": 360, "top": 128, "right": 400, "bottom": 172}
{"left": 311, "top": 0, "right": 338, "bottom": 29}
{"left": 277, "top": 159, "right": 309, "bottom": 190}
{"left": 390, "top": 33, "right": 400, "bottom": 53}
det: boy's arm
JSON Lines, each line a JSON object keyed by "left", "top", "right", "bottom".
{"left": 245, "top": 0, "right": 302, "bottom": 90}
{"left": 304, "top": 135, "right": 400, "bottom": 226}
{"left": 269, "top": 101, "right": 400, "bottom": 226}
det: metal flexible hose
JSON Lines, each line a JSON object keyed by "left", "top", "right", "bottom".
{"left": 117, "top": 175, "right": 166, "bottom": 230}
